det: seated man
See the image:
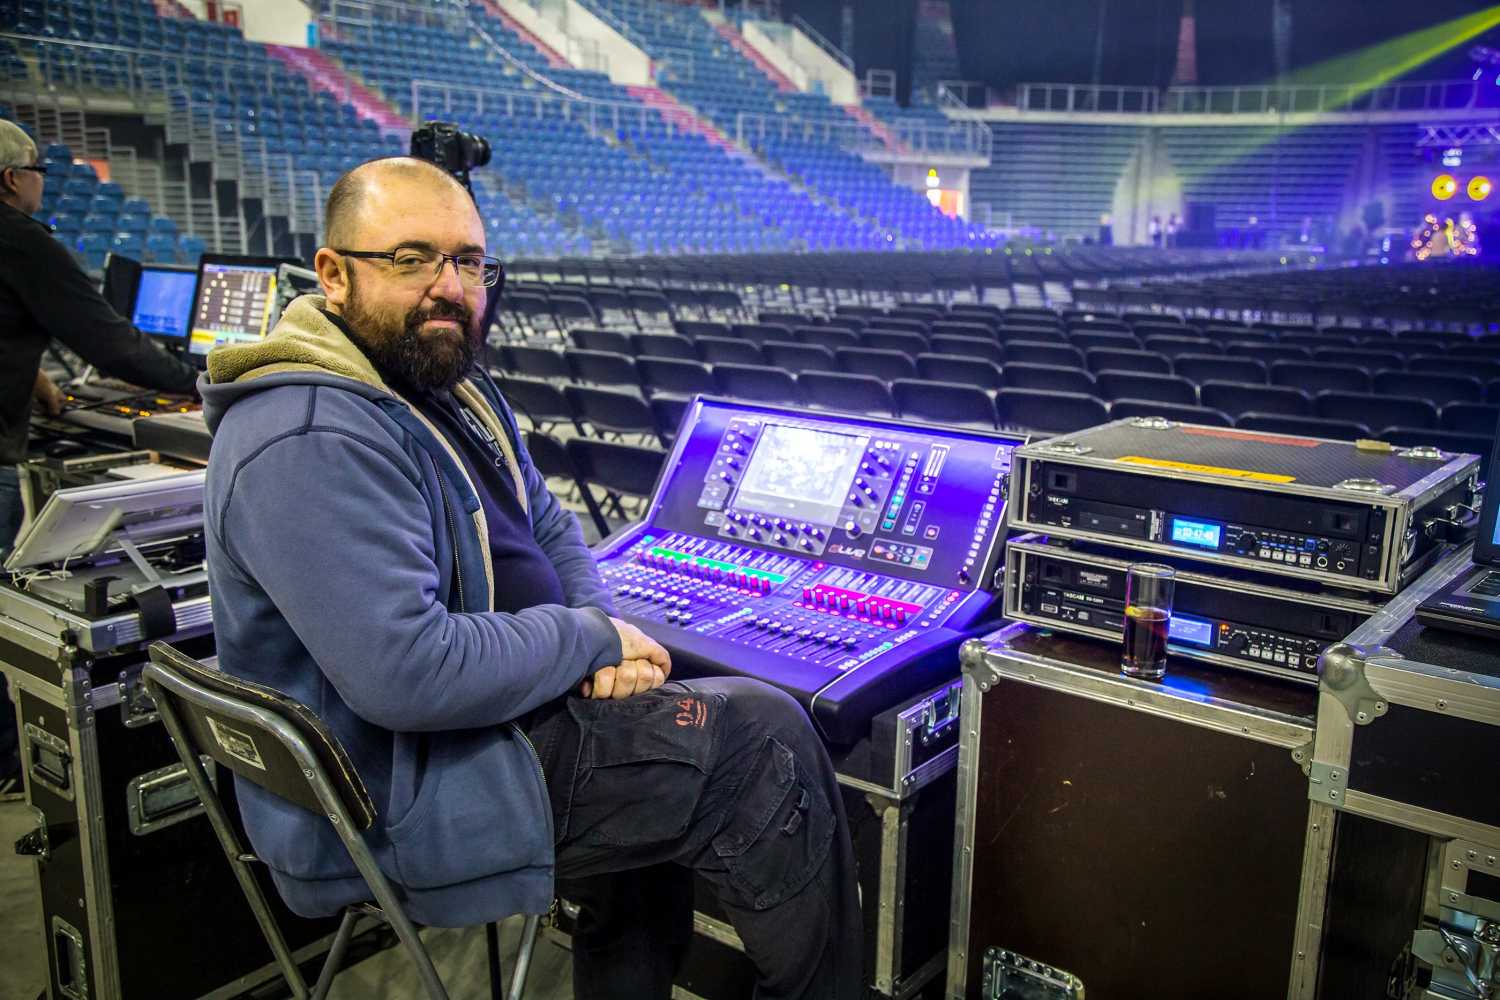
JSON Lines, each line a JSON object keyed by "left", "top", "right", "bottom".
{"left": 199, "top": 157, "right": 861, "bottom": 999}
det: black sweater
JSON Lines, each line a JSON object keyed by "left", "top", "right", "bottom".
{"left": 0, "top": 200, "right": 198, "bottom": 464}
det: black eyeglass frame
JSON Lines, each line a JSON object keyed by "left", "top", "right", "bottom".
{"left": 333, "top": 246, "right": 505, "bottom": 290}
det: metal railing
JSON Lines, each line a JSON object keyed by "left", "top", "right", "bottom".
{"left": 463, "top": 4, "right": 586, "bottom": 102}
{"left": 936, "top": 80, "right": 988, "bottom": 110}
{"left": 736, "top": 110, "right": 993, "bottom": 161}
{"left": 411, "top": 79, "right": 676, "bottom": 137}
{"left": 318, "top": 0, "right": 469, "bottom": 38}
{"left": 790, "top": 14, "right": 852, "bottom": 72}
{"left": 1012, "top": 78, "right": 1484, "bottom": 116}
{"left": 1016, "top": 83, "right": 1160, "bottom": 114}
{"left": 1158, "top": 79, "right": 1480, "bottom": 114}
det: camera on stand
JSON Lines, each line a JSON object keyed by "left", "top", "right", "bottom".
{"left": 409, "top": 121, "right": 492, "bottom": 196}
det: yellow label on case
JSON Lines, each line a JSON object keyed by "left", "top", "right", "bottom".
{"left": 1117, "top": 455, "right": 1295, "bottom": 484}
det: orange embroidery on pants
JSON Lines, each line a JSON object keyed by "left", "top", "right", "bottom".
{"left": 675, "top": 697, "right": 707, "bottom": 728}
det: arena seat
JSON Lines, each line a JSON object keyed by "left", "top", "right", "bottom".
{"left": 1108, "top": 400, "right": 1233, "bottom": 427}
{"left": 891, "top": 380, "right": 997, "bottom": 429}
{"left": 1315, "top": 392, "right": 1439, "bottom": 430}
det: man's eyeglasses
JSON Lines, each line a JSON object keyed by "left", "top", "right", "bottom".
{"left": 335, "top": 246, "right": 504, "bottom": 289}
{"left": 10, "top": 165, "right": 47, "bottom": 175}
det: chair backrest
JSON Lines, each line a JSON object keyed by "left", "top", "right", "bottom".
{"left": 1269, "top": 362, "right": 1370, "bottom": 395}
{"left": 567, "top": 350, "right": 638, "bottom": 388}
{"left": 929, "top": 335, "right": 1005, "bottom": 366}
{"left": 1199, "top": 381, "right": 1312, "bottom": 418}
{"left": 637, "top": 357, "right": 715, "bottom": 395}
{"left": 494, "top": 373, "right": 575, "bottom": 427}
{"left": 527, "top": 430, "right": 608, "bottom": 538}
{"left": 1314, "top": 391, "right": 1438, "bottom": 430}
{"left": 675, "top": 320, "right": 729, "bottom": 340}
{"left": 501, "top": 344, "right": 570, "bottom": 380}
{"left": 631, "top": 333, "right": 697, "bottom": 360}
{"left": 1006, "top": 340, "right": 1085, "bottom": 368}
{"left": 697, "top": 337, "right": 764, "bottom": 366}
{"left": 1070, "top": 331, "right": 1140, "bottom": 353}
{"left": 1086, "top": 349, "right": 1170, "bottom": 375}
{"left": 930, "top": 320, "right": 997, "bottom": 341}
{"left": 891, "top": 379, "right": 996, "bottom": 428}
{"left": 1312, "top": 348, "right": 1405, "bottom": 371}
{"left": 1440, "top": 402, "right": 1500, "bottom": 435}
{"left": 796, "top": 372, "right": 896, "bottom": 416}
{"left": 564, "top": 384, "right": 656, "bottom": 438}
{"left": 570, "top": 328, "right": 631, "bottom": 354}
{"left": 1371, "top": 370, "right": 1483, "bottom": 405}
{"left": 765, "top": 342, "right": 837, "bottom": 374}
{"left": 713, "top": 364, "right": 801, "bottom": 405}
{"left": 1095, "top": 371, "right": 1198, "bottom": 406}
{"left": 836, "top": 347, "right": 917, "bottom": 381}
{"left": 731, "top": 323, "right": 796, "bottom": 345}
{"left": 1003, "top": 363, "right": 1097, "bottom": 395}
{"left": 143, "top": 643, "right": 375, "bottom": 829}
{"left": 997, "top": 389, "right": 1109, "bottom": 435}
{"left": 1227, "top": 342, "right": 1310, "bottom": 363}
{"left": 1143, "top": 336, "right": 1218, "bottom": 360}
{"left": 1173, "top": 354, "right": 1266, "bottom": 385}
{"left": 861, "top": 330, "right": 929, "bottom": 356}
{"left": 566, "top": 437, "right": 667, "bottom": 500}
{"left": 795, "top": 325, "right": 859, "bottom": 351}
{"left": 916, "top": 353, "right": 1004, "bottom": 390}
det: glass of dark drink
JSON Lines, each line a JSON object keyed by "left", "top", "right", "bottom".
{"left": 1122, "top": 563, "right": 1175, "bottom": 680}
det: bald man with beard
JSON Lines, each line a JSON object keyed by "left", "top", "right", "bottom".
{"left": 197, "top": 158, "right": 861, "bottom": 999}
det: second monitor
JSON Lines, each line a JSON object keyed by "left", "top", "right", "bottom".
{"left": 188, "top": 254, "right": 286, "bottom": 358}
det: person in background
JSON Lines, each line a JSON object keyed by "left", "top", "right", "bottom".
{"left": 0, "top": 118, "right": 199, "bottom": 795}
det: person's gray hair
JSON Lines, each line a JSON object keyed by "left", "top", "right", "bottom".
{"left": 0, "top": 120, "right": 38, "bottom": 170}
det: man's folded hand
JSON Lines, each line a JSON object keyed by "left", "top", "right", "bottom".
{"left": 580, "top": 658, "right": 668, "bottom": 700}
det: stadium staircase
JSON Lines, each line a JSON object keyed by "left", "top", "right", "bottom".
{"left": 472, "top": 0, "right": 570, "bottom": 69}
{"left": 266, "top": 45, "right": 408, "bottom": 133}
{"left": 624, "top": 85, "right": 737, "bottom": 152}
{"left": 841, "top": 103, "right": 906, "bottom": 154}
{"left": 711, "top": 20, "right": 795, "bottom": 93}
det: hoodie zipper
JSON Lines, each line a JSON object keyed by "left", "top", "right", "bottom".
{"left": 428, "top": 396, "right": 552, "bottom": 847}
{"left": 511, "top": 722, "right": 555, "bottom": 846}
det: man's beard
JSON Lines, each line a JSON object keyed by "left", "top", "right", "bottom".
{"left": 341, "top": 271, "right": 480, "bottom": 393}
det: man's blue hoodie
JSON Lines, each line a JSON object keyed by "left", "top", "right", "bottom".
{"left": 199, "top": 295, "right": 622, "bottom": 926}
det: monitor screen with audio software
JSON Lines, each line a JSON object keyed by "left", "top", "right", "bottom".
{"left": 188, "top": 255, "right": 283, "bottom": 358}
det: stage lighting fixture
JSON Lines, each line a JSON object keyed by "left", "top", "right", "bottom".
{"left": 1433, "top": 174, "right": 1459, "bottom": 200}
{"left": 1471, "top": 175, "right": 1493, "bottom": 201}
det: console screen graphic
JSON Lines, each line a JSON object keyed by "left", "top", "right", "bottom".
{"left": 735, "top": 425, "right": 868, "bottom": 525}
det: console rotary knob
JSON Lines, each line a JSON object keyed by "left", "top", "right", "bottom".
{"left": 844, "top": 520, "right": 862, "bottom": 539}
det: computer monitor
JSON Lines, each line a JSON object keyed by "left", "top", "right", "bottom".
{"left": 187, "top": 254, "right": 293, "bottom": 359}
{"left": 131, "top": 264, "right": 199, "bottom": 347}
{"left": 102, "top": 252, "right": 143, "bottom": 317}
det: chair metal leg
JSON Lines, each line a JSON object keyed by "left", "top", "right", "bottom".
{"left": 507, "top": 915, "right": 540, "bottom": 1000}
{"left": 343, "top": 845, "right": 449, "bottom": 1000}
{"left": 310, "top": 908, "right": 361, "bottom": 1000}
{"left": 151, "top": 696, "right": 311, "bottom": 1000}
{"left": 486, "top": 922, "right": 504, "bottom": 1000}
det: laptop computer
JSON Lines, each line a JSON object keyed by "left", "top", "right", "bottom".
{"left": 1416, "top": 418, "right": 1500, "bottom": 637}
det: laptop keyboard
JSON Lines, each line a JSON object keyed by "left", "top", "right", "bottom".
{"left": 1470, "top": 572, "right": 1500, "bottom": 598}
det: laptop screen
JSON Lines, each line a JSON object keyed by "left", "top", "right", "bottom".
{"left": 132, "top": 266, "right": 199, "bottom": 345}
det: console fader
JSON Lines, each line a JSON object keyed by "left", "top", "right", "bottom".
{"left": 592, "top": 397, "right": 1026, "bottom": 743}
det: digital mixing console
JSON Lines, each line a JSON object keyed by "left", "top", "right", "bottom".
{"left": 592, "top": 397, "right": 1026, "bottom": 742}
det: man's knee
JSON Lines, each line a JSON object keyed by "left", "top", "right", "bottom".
{"left": 685, "top": 676, "right": 820, "bottom": 750}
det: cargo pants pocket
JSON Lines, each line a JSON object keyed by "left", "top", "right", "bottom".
{"left": 564, "top": 689, "right": 724, "bottom": 848}
{"left": 711, "top": 737, "right": 834, "bottom": 911}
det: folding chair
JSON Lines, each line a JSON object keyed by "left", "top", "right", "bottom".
{"left": 142, "top": 642, "right": 539, "bottom": 1000}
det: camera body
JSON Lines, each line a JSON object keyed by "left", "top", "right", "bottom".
{"left": 409, "top": 121, "right": 492, "bottom": 176}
